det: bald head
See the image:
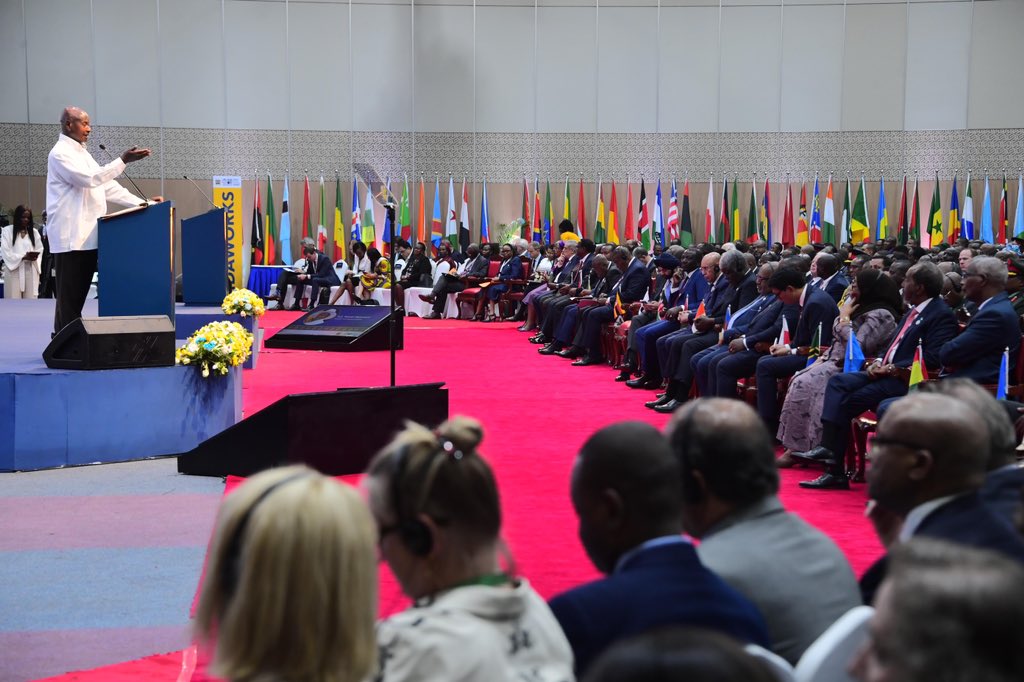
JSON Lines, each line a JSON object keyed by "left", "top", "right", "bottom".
{"left": 60, "top": 107, "right": 90, "bottom": 143}
{"left": 924, "top": 379, "right": 1017, "bottom": 470}
{"left": 870, "top": 393, "right": 989, "bottom": 513}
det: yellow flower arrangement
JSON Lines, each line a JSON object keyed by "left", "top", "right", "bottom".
{"left": 176, "top": 321, "right": 253, "bottom": 378}
{"left": 221, "top": 288, "right": 266, "bottom": 318}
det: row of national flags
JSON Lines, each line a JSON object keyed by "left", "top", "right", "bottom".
{"left": 250, "top": 172, "right": 1024, "bottom": 265}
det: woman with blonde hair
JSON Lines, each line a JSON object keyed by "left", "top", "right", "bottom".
{"left": 195, "top": 465, "right": 378, "bottom": 682}
{"left": 364, "top": 416, "right": 574, "bottom": 681}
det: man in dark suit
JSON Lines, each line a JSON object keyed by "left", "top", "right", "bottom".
{"left": 690, "top": 261, "right": 779, "bottom": 396}
{"left": 625, "top": 249, "right": 709, "bottom": 389}
{"left": 809, "top": 252, "right": 848, "bottom": 304}
{"left": 616, "top": 252, "right": 683, "bottom": 381}
{"left": 651, "top": 250, "right": 760, "bottom": 412}
{"left": 548, "top": 422, "right": 770, "bottom": 676}
{"left": 419, "top": 242, "right": 490, "bottom": 318}
{"left": 571, "top": 246, "right": 651, "bottom": 366}
{"left": 534, "top": 239, "right": 596, "bottom": 345}
{"left": 274, "top": 239, "right": 341, "bottom": 310}
{"left": 857, "top": 393, "right": 1024, "bottom": 604}
{"left": 796, "top": 262, "right": 958, "bottom": 490}
{"left": 541, "top": 255, "right": 620, "bottom": 355}
{"left": 753, "top": 267, "right": 839, "bottom": 437}
{"left": 939, "top": 255, "right": 1021, "bottom": 383}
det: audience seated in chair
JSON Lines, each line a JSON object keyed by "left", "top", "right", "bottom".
{"left": 417, "top": 242, "right": 490, "bottom": 319}
{"left": 363, "top": 416, "right": 574, "bottom": 682}
{"left": 548, "top": 421, "right": 771, "bottom": 677}
{"left": 667, "top": 399, "right": 862, "bottom": 665}
{"left": 194, "top": 465, "right": 378, "bottom": 682}
{"left": 329, "top": 240, "right": 371, "bottom": 305}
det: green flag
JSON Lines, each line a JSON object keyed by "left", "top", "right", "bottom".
{"left": 399, "top": 177, "right": 411, "bottom": 242}
{"left": 265, "top": 174, "right": 278, "bottom": 264}
{"left": 850, "top": 177, "right": 870, "bottom": 244}
{"left": 731, "top": 176, "right": 740, "bottom": 241}
{"left": 747, "top": 182, "right": 758, "bottom": 242}
{"left": 544, "top": 180, "right": 553, "bottom": 242}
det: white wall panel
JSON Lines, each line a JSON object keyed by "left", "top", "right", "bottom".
{"left": 224, "top": 0, "right": 287, "bottom": 129}
{"left": 93, "top": 0, "right": 160, "bottom": 127}
{"left": 781, "top": 4, "right": 843, "bottom": 132}
{"left": 0, "top": 0, "right": 28, "bottom": 123}
{"left": 842, "top": 3, "right": 906, "bottom": 131}
{"left": 352, "top": 2, "right": 413, "bottom": 132}
{"left": 25, "top": 0, "right": 94, "bottom": 123}
{"left": 598, "top": 7, "right": 657, "bottom": 133}
{"left": 160, "top": 0, "right": 224, "bottom": 129}
{"left": 968, "top": 0, "right": 1024, "bottom": 129}
{"left": 720, "top": 5, "right": 782, "bottom": 132}
{"left": 905, "top": 1, "right": 970, "bottom": 130}
{"left": 659, "top": 5, "right": 719, "bottom": 133}
{"left": 288, "top": 2, "right": 351, "bottom": 131}
{"left": 476, "top": 6, "right": 534, "bottom": 133}
{"left": 415, "top": 5, "right": 473, "bottom": 132}
{"left": 536, "top": 6, "right": 597, "bottom": 133}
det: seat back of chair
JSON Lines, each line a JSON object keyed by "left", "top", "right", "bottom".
{"left": 487, "top": 261, "right": 501, "bottom": 278}
{"left": 794, "top": 605, "right": 873, "bottom": 682}
{"left": 334, "top": 260, "right": 350, "bottom": 281}
{"left": 745, "top": 644, "right": 796, "bottom": 682}
{"left": 520, "top": 261, "right": 532, "bottom": 281}
{"left": 433, "top": 261, "right": 451, "bottom": 284}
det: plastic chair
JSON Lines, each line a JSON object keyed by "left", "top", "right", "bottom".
{"left": 745, "top": 644, "right": 796, "bottom": 682}
{"left": 794, "top": 605, "right": 874, "bottom": 682}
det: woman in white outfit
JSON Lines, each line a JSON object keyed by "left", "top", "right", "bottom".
{"left": 2, "top": 206, "right": 43, "bottom": 299}
{"left": 364, "top": 416, "right": 575, "bottom": 682}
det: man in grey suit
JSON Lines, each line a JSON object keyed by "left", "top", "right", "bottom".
{"left": 666, "top": 398, "right": 862, "bottom": 664}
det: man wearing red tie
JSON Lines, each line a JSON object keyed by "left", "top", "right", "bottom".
{"left": 794, "top": 262, "right": 958, "bottom": 490}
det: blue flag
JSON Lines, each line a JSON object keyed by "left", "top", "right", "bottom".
{"left": 997, "top": 347, "right": 1009, "bottom": 400}
{"left": 981, "top": 175, "right": 994, "bottom": 243}
{"left": 480, "top": 178, "right": 490, "bottom": 242}
{"left": 844, "top": 327, "right": 865, "bottom": 373}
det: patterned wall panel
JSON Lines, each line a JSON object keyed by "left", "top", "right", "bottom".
{"left": 413, "top": 133, "right": 474, "bottom": 180}
{"left": 0, "top": 123, "right": 28, "bottom": 176}
{"left": 3, "top": 124, "right": 1024, "bottom": 188}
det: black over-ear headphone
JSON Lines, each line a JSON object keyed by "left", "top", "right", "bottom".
{"left": 219, "top": 471, "right": 312, "bottom": 597}
{"left": 389, "top": 438, "right": 463, "bottom": 557}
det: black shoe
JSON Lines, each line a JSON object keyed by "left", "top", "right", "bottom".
{"left": 572, "top": 356, "right": 602, "bottom": 367}
{"left": 529, "top": 334, "right": 548, "bottom": 345}
{"left": 653, "top": 398, "right": 683, "bottom": 413}
{"left": 557, "top": 347, "right": 583, "bottom": 359}
{"left": 615, "top": 370, "right": 633, "bottom": 382}
{"left": 538, "top": 343, "right": 562, "bottom": 355}
{"left": 626, "top": 376, "right": 660, "bottom": 389}
{"left": 645, "top": 394, "right": 673, "bottom": 409}
{"left": 798, "top": 473, "right": 850, "bottom": 490}
{"left": 792, "top": 446, "right": 837, "bottom": 464}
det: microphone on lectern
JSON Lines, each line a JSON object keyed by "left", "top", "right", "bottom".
{"left": 183, "top": 175, "right": 219, "bottom": 209}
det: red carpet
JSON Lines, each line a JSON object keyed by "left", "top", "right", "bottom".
{"left": 38, "top": 312, "right": 882, "bottom": 681}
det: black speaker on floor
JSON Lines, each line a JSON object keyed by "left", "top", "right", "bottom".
{"left": 43, "top": 315, "right": 176, "bottom": 370}
{"left": 264, "top": 305, "right": 403, "bottom": 352}
{"left": 176, "top": 382, "right": 448, "bottom": 477}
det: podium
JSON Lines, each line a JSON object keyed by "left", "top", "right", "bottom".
{"left": 181, "top": 208, "right": 228, "bottom": 305}
{"left": 97, "top": 201, "right": 175, "bottom": 321}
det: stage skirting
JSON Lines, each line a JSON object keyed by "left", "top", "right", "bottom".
{"left": 246, "top": 265, "right": 285, "bottom": 298}
{"left": 0, "top": 365, "right": 242, "bottom": 472}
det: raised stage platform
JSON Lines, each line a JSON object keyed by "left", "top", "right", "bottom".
{"left": 0, "top": 299, "right": 243, "bottom": 472}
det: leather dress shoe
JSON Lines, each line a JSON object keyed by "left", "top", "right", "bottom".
{"left": 572, "top": 356, "right": 602, "bottom": 367}
{"left": 645, "top": 394, "right": 673, "bottom": 409}
{"left": 538, "top": 343, "right": 561, "bottom": 355}
{"left": 792, "top": 446, "right": 836, "bottom": 464}
{"left": 653, "top": 398, "right": 683, "bottom": 413}
{"left": 798, "top": 473, "right": 850, "bottom": 490}
{"left": 775, "top": 452, "right": 804, "bottom": 469}
{"left": 529, "top": 334, "right": 548, "bottom": 345}
{"left": 418, "top": 294, "right": 436, "bottom": 304}
{"left": 557, "top": 347, "right": 583, "bottom": 359}
{"left": 626, "top": 376, "right": 659, "bottom": 389}
{"left": 614, "top": 369, "right": 634, "bottom": 382}
{"left": 422, "top": 312, "right": 441, "bottom": 319}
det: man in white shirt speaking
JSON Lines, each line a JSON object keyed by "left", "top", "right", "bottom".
{"left": 46, "top": 106, "right": 160, "bottom": 336}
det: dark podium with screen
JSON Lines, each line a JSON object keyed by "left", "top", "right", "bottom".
{"left": 264, "top": 304, "right": 403, "bottom": 352}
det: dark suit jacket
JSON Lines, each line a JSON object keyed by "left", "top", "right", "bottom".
{"left": 549, "top": 541, "right": 771, "bottom": 676}
{"left": 497, "top": 256, "right": 523, "bottom": 281}
{"left": 593, "top": 266, "right": 622, "bottom": 298}
{"left": 722, "top": 295, "right": 778, "bottom": 342}
{"left": 940, "top": 292, "right": 1021, "bottom": 383}
{"left": 743, "top": 301, "right": 793, "bottom": 347}
{"left": 613, "top": 259, "right": 652, "bottom": 305}
{"left": 792, "top": 285, "right": 840, "bottom": 347}
{"left": 704, "top": 275, "right": 732, "bottom": 318}
{"left": 679, "top": 269, "right": 711, "bottom": 310}
{"left": 463, "top": 254, "right": 490, "bottom": 279}
{"left": 880, "top": 298, "right": 958, "bottom": 370}
{"left": 860, "top": 492, "right": 1024, "bottom": 603}
{"left": 717, "top": 271, "right": 759, "bottom": 324}
{"left": 823, "top": 273, "right": 849, "bottom": 304}
{"left": 981, "top": 464, "right": 1024, "bottom": 527}
{"left": 307, "top": 251, "right": 341, "bottom": 286}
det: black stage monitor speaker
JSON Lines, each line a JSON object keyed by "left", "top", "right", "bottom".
{"left": 43, "top": 315, "right": 176, "bottom": 370}
{"left": 264, "top": 304, "right": 403, "bottom": 352}
{"left": 177, "top": 382, "right": 448, "bottom": 477}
